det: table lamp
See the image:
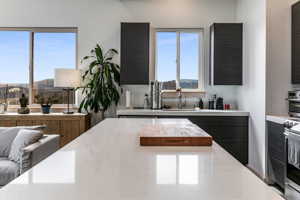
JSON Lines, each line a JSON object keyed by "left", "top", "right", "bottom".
{"left": 54, "top": 68, "right": 81, "bottom": 114}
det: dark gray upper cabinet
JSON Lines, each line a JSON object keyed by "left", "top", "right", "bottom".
{"left": 292, "top": 2, "right": 300, "bottom": 84}
{"left": 210, "top": 23, "right": 243, "bottom": 85}
{"left": 120, "top": 22, "right": 150, "bottom": 85}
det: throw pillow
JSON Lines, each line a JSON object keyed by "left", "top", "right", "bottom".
{"left": 0, "top": 125, "right": 46, "bottom": 157}
{"left": 8, "top": 129, "right": 43, "bottom": 163}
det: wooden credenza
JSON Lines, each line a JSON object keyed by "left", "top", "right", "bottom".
{"left": 0, "top": 113, "right": 90, "bottom": 147}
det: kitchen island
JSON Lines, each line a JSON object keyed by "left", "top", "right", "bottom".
{"left": 118, "top": 109, "right": 249, "bottom": 165}
{"left": 117, "top": 108, "right": 250, "bottom": 117}
{"left": 0, "top": 118, "right": 283, "bottom": 200}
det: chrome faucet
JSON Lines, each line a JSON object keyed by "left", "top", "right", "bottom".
{"left": 176, "top": 88, "right": 186, "bottom": 109}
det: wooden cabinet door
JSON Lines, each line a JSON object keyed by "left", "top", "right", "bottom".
{"left": 16, "top": 120, "right": 33, "bottom": 126}
{"left": 0, "top": 120, "right": 17, "bottom": 127}
{"left": 0, "top": 114, "right": 88, "bottom": 148}
{"left": 32, "top": 120, "right": 60, "bottom": 135}
{"left": 60, "top": 120, "right": 81, "bottom": 147}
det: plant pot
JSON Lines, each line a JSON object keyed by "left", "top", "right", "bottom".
{"left": 90, "top": 111, "right": 104, "bottom": 127}
{"left": 41, "top": 105, "right": 51, "bottom": 114}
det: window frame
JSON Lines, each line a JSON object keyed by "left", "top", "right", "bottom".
{"left": 154, "top": 28, "right": 205, "bottom": 92}
{"left": 0, "top": 27, "right": 78, "bottom": 108}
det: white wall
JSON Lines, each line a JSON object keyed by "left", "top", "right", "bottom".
{"left": 0, "top": 0, "right": 239, "bottom": 111}
{"left": 0, "top": 0, "right": 276, "bottom": 180}
{"left": 121, "top": 0, "right": 240, "bottom": 109}
{"left": 266, "top": 0, "right": 299, "bottom": 115}
{"left": 236, "top": 0, "right": 267, "bottom": 177}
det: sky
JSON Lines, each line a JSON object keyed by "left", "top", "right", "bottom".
{"left": 0, "top": 30, "right": 199, "bottom": 85}
{"left": 156, "top": 32, "right": 200, "bottom": 82}
{"left": 0, "top": 31, "right": 76, "bottom": 84}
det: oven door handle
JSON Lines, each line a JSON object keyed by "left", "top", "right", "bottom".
{"left": 285, "top": 130, "right": 300, "bottom": 137}
{"left": 287, "top": 98, "right": 300, "bottom": 103}
{"left": 284, "top": 131, "right": 289, "bottom": 137}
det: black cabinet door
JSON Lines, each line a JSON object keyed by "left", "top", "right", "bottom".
{"left": 269, "top": 157, "right": 285, "bottom": 189}
{"left": 120, "top": 23, "right": 150, "bottom": 85}
{"left": 267, "top": 121, "right": 285, "bottom": 190}
{"left": 210, "top": 23, "right": 243, "bottom": 85}
{"left": 159, "top": 115, "right": 249, "bottom": 165}
{"left": 292, "top": 2, "right": 300, "bottom": 84}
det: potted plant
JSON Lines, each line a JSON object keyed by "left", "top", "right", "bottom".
{"left": 35, "top": 95, "right": 58, "bottom": 114}
{"left": 79, "top": 44, "right": 121, "bottom": 125}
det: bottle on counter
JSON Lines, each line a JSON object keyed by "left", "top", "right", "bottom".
{"left": 125, "top": 90, "right": 131, "bottom": 108}
{"left": 143, "top": 94, "right": 150, "bottom": 109}
{"left": 208, "top": 94, "right": 217, "bottom": 110}
{"left": 149, "top": 80, "right": 162, "bottom": 110}
{"left": 208, "top": 100, "right": 215, "bottom": 110}
{"left": 224, "top": 104, "right": 231, "bottom": 110}
{"left": 216, "top": 97, "right": 224, "bottom": 110}
{"left": 198, "top": 98, "right": 204, "bottom": 109}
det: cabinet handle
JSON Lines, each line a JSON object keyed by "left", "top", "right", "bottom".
{"left": 162, "top": 139, "right": 189, "bottom": 144}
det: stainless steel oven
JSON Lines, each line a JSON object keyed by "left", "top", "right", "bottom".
{"left": 288, "top": 91, "right": 300, "bottom": 117}
{"left": 285, "top": 120, "right": 300, "bottom": 199}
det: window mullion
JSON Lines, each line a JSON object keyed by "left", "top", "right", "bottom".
{"left": 29, "top": 31, "right": 34, "bottom": 105}
{"left": 199, "top": 32, "right": 203, "bottom": 90}
{"left": 176, "top": 31, "right": 180, "bottom": 89}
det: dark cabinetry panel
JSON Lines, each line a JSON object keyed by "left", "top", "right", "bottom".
{"left": 210, "top": 23, "right": 243, "bottom": 85}
{"left": 269, "top": 157, "right": 285, "bottom": 189}
{"left": 118, "top": 115, "right": 249, "bottom": 164}
{"left": 267, "top": 121, "right": 285, "bottom": 190}
{"left": 120, "top": 22, "right": 150, "bottom": 85}
{"left": 292, "top": 2, "right": 300, "bottom": 83}
{"left": 221, "top": 141, "right": 248, "bottom": 164}
{"left": 159, "top": 116, "right": 249, "bottom": 165}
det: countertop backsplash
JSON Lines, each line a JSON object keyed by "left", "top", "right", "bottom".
{"left": 119, "top": 85, "right": 238, "bottom": 109}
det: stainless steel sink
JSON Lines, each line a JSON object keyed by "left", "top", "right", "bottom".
{"left": 162, "top": 108, "right": 196, "bottom": 111}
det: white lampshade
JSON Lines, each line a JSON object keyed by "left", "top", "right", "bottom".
{"left": 54, "top": 68, "right": 81, "bottom": 88}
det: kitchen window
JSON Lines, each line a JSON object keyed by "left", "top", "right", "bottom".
{"left": 0, "top": 28, "right": 77, "bottom": 106}
{"left": 155, "top": 29, "right": 204, "bottom": 91}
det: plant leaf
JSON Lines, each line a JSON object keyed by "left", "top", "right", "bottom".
{"left": 79, "top": 44, "right": 121, "bottom": 114}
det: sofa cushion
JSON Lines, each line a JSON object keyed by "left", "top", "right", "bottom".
{"left": 0, "top": 128, "right": 23, "bottom": 158}
{"left": 9, "top": 129, "right": 43, "bottom": 163}
{"left": 0, "top": 157, "right": 19, "bottom": 186}
{"left": 0, "top": 126, "right": 45, "bottom": 157}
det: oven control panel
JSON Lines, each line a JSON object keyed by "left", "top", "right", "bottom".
{"left": 284, "top": 120, "right": 300, "bottom": 129}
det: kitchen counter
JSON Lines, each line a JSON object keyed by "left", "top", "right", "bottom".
{"left": 117, "top": 108, "right": 250, "bottom": 117}
{"left": 266, "top": 115, "right": 297, "bottom": 124}
{"left": 0, "top": 112, "right": 86, "bottom": 116}
{"left": 0, "top": 118, "right": 283, "bottom": 200}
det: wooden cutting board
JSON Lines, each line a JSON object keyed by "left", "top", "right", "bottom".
{"left": 139, "top": 123, "right": 212, "bottom": 146}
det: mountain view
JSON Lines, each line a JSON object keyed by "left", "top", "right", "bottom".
{"left": 0, "top": 79, "right": 75, "bottom": 105}
{"left": 161, "top": 79, "right": 198, "bottom": 90}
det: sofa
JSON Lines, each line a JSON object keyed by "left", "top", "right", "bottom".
{"left": 0, "top": 126, "right": 60, "bottom": 187}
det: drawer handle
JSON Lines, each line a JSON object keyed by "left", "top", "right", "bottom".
{"left": 162, "top": 139, "right": 189, "bottom": 144}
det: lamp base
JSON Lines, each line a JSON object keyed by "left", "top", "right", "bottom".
{"left": 63, "top": 111, "right": 74, "bottom": 114}
{"left": 62, "top": 88, "right": 74, "bottom": 114}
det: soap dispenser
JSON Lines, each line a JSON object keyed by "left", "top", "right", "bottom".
{"left": 198, "top": 98, "right": 204, "bottom": 109}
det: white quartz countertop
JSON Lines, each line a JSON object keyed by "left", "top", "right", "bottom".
{"left": 117, "top": 109, "right": 249, "bottom": 117}
{"left": 0, "top": 118, "right": 283, "bottom": 200}
{"left": 266, "top": 115, "right": 300, "bottom": 124}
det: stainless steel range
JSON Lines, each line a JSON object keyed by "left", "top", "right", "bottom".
{"left": 288, "top": 91, "right": 300, "bottom": 117}
{"left": 284, "top": 119, "right": 300, "bottom": 199}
